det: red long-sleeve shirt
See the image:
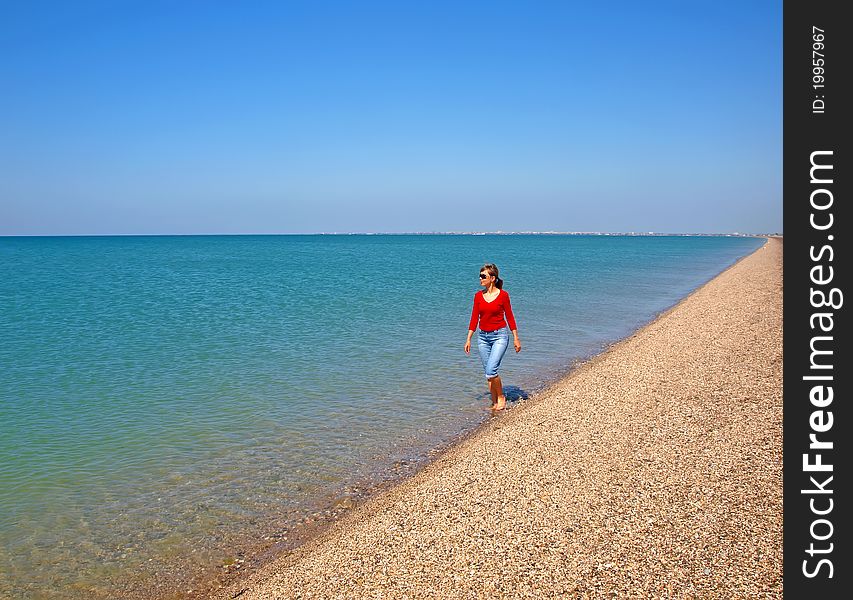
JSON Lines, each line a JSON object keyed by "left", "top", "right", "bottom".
{"left": 468, "top": 289, "right": 517, "bottom": 332}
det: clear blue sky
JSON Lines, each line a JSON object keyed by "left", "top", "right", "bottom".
{"left": 1, "top": 0, "right": 781, "bottom": 235}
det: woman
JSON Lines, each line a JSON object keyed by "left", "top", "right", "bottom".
{"left": 464, "top": 263, "right": 521, "bottom": 411}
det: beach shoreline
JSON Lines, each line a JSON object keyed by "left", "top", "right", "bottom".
{"left": 197, "top": 236, "right": 781, "bottom": 599}
{"left": 1, "top": 236, "right": 769, "bottom": 600}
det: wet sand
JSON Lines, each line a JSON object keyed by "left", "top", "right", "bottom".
{"left": 212, "top": 237, "right": 782, "bottom": 599}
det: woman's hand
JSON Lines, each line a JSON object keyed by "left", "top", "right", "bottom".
{"left": 464, "top": 340, "right": 471, "bottom": 354}
{"left": 513, "top": 334, "right": 522, "bottom": 353}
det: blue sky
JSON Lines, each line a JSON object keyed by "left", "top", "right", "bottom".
{"left": 0, "top": 1, "right": 781, "bottom": 235}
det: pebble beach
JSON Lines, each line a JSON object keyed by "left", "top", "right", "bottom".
{"left": 212, "top": 237, "right": 783, "bottom": 599}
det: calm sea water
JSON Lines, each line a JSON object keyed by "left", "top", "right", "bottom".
{"left": 0, "top": 234, "right": 763, "bottom": 598}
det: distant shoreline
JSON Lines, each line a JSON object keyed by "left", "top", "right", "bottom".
{"left": 1, "top": 231, "right": 778, "bottom": 238}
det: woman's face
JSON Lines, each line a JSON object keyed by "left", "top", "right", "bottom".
{"left": 479, "top": 270, "right": 494, "bottom": 287}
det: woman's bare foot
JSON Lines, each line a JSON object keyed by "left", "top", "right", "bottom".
{"left": 494, "top": 396, "right": 507, "bottom": 411}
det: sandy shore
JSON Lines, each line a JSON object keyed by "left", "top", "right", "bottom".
{"left": 213, "top": 237, "right": 782, "bottom": 599}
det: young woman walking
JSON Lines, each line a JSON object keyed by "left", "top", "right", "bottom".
{"left": 464, "top": 263, "right": 521, "bottom": 411}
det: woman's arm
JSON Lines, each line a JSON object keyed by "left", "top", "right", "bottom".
{"left": 504, "top": 293, "right": 521, "bottom": 352}
{"left": 468, "top": 293, "right": 480, "bottom": 331}
{"left": 503, "top": 292, "right": 518, "bottom": 331}
{"left": 465, "top": 294, "right": 479, "bottom": 353}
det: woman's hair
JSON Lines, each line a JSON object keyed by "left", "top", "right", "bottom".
{"left": 481, "top": 263, "right": 504, "bottom": 289}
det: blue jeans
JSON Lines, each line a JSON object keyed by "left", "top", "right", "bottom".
{"left": 477, "top": 327, "right": 510, "bottom": 379}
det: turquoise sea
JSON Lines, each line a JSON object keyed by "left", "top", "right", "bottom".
{"left": 0, "top": 234, "right": 764, "bottom": 598}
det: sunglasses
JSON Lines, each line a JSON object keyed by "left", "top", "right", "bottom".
{"left": 479, "top": 273, "right": 491, "bottom": 279}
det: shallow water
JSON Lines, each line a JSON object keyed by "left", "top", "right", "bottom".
{"left": 0, "top": 234, "right": 763, "bottom": 598}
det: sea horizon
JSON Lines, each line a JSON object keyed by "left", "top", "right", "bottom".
{"left": 1, "top": 231, "right": 777, "bottom": 237}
